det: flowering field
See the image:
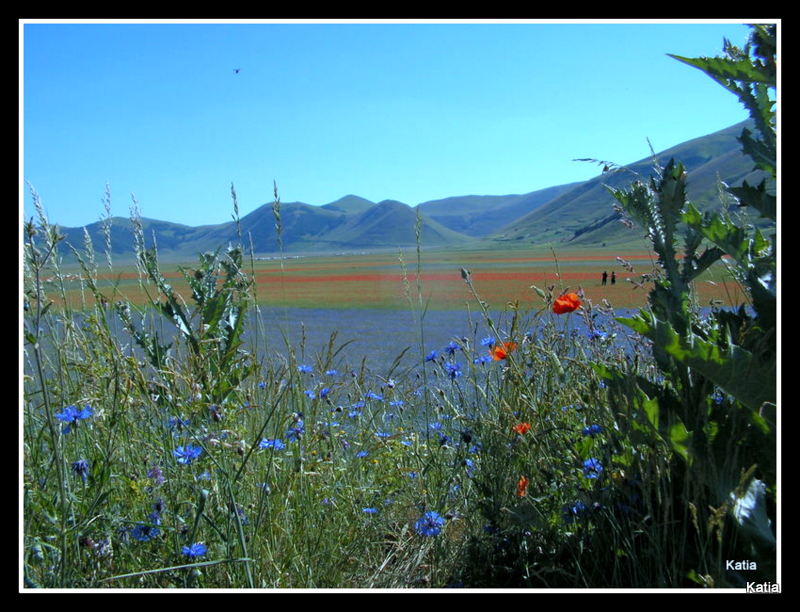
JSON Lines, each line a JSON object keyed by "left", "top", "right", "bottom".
{"left": 22, "top": 28, "right": 776, "bottom": 591}
{"left": 58, "top": 247, "right": 747, "bottom": 312}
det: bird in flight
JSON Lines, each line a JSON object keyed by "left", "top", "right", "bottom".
{"left": 233, "top": 68, "right": 241, "bottom": 74}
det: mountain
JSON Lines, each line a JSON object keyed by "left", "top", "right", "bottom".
{"left": 416, "top": 182, "right": 582, "bottom": 237}
{"left": 55, "top": 120, "right": 771, "bottom": 259}
{"left": 492, "top": 120, "right": 771, "bottom": 247}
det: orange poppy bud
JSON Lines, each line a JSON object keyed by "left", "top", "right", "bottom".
{"left": 553, "top": 292, "right": 582, "bottom": 314}
{"left": 517, "top": 475, "right": 529, "bottom": 497}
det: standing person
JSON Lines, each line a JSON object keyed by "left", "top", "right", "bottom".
{"left": 611, "top": 271, "right": 616, "bottom": 285}
{"left": 601, "top": 271, "right": 608, "bottom": 286}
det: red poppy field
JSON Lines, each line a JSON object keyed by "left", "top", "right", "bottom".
{"left": 66, "top": 247, "right": 748, "bottom": 311}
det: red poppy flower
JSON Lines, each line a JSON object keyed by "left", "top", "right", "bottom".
{"left": 516, "top": 475, "right": 529, "bottom": 497}
{"left": 490, "top": 341, "right": 517, "bottom": 361}
{"left": 553, "top": 292, "right": 582, "bottom": 314}
{"left": 512, "top": 422, "right": 532, "bottom": 435}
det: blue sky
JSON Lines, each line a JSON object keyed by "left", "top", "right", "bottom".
{"left": 22, "top": 19, "right": 759, "bottom": 228}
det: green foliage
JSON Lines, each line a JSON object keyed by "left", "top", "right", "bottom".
{"left": 600, "top": 24, "right": 777, "bottom": 586}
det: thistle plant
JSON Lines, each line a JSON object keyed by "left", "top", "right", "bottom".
{"left": 594, "top": 24, "right": 776, "bottom": 586}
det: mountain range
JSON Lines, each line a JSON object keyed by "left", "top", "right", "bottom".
{"left": 58, "top": 119, "right": 770, "bottom": 260}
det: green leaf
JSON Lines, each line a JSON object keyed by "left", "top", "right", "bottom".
{"left": 668, "top": 53, "right": 775, "bottom": 87}
{"left": 669, "top": 420, "right": 692, "bottom": 465}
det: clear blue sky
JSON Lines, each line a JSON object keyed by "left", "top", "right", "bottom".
{"left": 22, "top": 19, "right": 758, "bottom": 228}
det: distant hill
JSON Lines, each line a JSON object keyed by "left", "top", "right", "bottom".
{"left": 56, "top": 120, "right": 771, "bottom": 259}
{"left": 492, "top": 120, "right": 771, "bottom": 247}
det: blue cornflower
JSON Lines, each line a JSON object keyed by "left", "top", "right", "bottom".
{"left": 582, "top": 424, "right": 603, "bottom": 437}
{"left": 351, "top": 401, "right": 366, "bottom": 409}
{"left": 425, "top": 350, "right": 438, "bottom": 362}
{"left": 474, "top": 355, "right": 492, "bottom": 365}
{"left": 444, "top": 362, "right": 462, "bottom": 379}
{"left": 362, "top": 507, "right": 378, "bottom": 514}
{"left": 586, "top": 330, "right": 608, "bottom": 341}
{"left": 55, "top": 404, "right": 93, "bottom": 434}
{"left": 356, "top": 450, "right": 369, "bottom": 458}
{"left": 429, "top": 422, "right": 443, "bottom": 431}
{"left": 375, "top": 431, "right": 391, "bottom": 438}
{"left": 304, "top": 389, "right": 316, "bottom": 398}
{"left": 348, "top": 409, "right": 361, "bottom": 419}
{"left": 297, "top": 364, "right": 313, "bottom": 374}
{"left": 562, "top": 501, "right": 589, "bottom": 524}
{"left": 182, "top": 542, "right": 207, "bottom": 559}
{"left": 131, "top": 522, "right": 160, "bottom": 542}
{"left": 415, "top": 511, "right": 445, "bottom": 536}
{"left": 259, "top": 438, "right": 286, "bottom": 451}
{"left": 71, "top": 459, "right": 90, "bottom": 482}
{"left": 389, "top": 400, "right": 404, "bottom": 407}
{"left": 582, "top": 458, "right": 604, "bottom": 479}
{"left": 147, "top": 464, "right": 165, "bottom": 486}
{"left": 325, "top": 369, "right": 338, "bottom": 376}
{"left": 366, "top": 391, "right": 383, "bottom": 401}
{"left": 320, "top": 387, "right": 330, "bottom": 399}
{"left": 286, "top": 423, "right": 304, "bottom": 442}
{"left": 174, "top": 445, "right": 203, "bottom": 465}
{"left": 258, "top": 381, "right": 267, "bottom": 389}
{"left": 480, "top": 336, "right": 496, "bottom": 347}
{"left": 444, "top": 341, "right": 459, "bottom": 355}
{"left": 408, "top": 471, "right": 418, "bottom": 479}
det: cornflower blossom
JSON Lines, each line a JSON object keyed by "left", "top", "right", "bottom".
{"left": 425, "top": 350, "right": 438, "bottom": 362}
{"left": 563, "top": 501, "right": 589, "bottom": 524}
{"left": 480, "top": 336, "right": 496, "bottom": 347}
{"left": 366, "top": 391, "right": 383, "bottom": 401}
{"left": 147, "top": 464, "right": 165, "bottom": 486}
{"left": 444, "top": 362, "right": 462, "bottom": 379}
{"left": 259, "top": 438, "right": 286, "bottom": 451}
{"left": 55, "top": 404, "right": 93, "bottom": 434}
{"left": 444, "top": 341, "right": 459, "bottom": 355}
{"left": 362, "top": 507, "right": 378, "bottom": 514}
{"left": 356, "top": 450, "right": 369, "bottom": 458}
{"left": 415, "top": 511, "right": 445, "bottom": 536}
{"left": 71, "top": 459, "right": 90, "bottom": 482}
{"left": 325, "top": 369, "right": 338, "bottom": 376}
{"left": 174, "top": 445, "right": 203, "bottom": 465}
{"left": 131, "top": 522, "right": 160, "bottom": 542}
{"left": 297, "top": 364, "right": 313, "bottom": 374}
{"left": 582, "top": 424, "right": 603, "bottom": 437}
{"left": 583, "top": 458, "right": 604, "bottom": 479}
{"left": 181, "top": 542, "right": 208, "bottom": 559}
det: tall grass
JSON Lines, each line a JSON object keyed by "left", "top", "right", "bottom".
{"left": 22, "top": 184, "right": 676, "bottom": 588}
{"left": 22, "top": 26, "right": 776, "bottom": 590}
